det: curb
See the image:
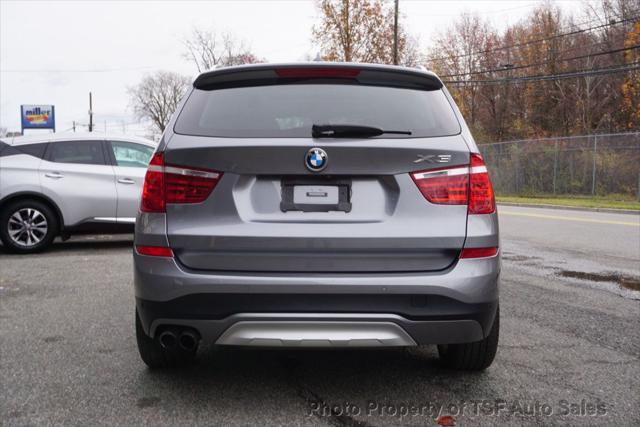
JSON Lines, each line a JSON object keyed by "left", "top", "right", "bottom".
{"left": 497, "top": 202, "right": 640, "bottom": 216}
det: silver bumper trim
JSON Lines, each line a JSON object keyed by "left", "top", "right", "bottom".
{"left": 147, "top": 313, "right": 486, "bottom": 346}
{"left": 215, "top": 320, "right": 417, "bottom": 347}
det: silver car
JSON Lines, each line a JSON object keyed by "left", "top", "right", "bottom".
{"left": 134, "top": 63, "right": 500, "bottom": 370}
{"left": 0, "top": 133, "right": 155, "bottom": 253}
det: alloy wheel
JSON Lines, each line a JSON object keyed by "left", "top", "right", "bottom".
{"left": 7, "top": 208, "right": 48, "bottom": 247}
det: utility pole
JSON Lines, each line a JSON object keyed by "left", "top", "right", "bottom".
{"left": 591, "top": 135, "right": 597, "bottom": 195}
{"left": 88, "top": 92, "right": 93, "bottom": 132}
{"left": 393, "top": 0, "right": 399, "bottom": 65}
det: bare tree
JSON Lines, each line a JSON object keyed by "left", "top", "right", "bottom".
{"left": 425, "top": 0, "right": 639, "bottom": 142}
{"left": 128, "top": 71, "right": 190, "bottom": 134}
{"left": 312, "top": 0, "right": 421, "bottom": 65}
{"left": 427, "top": 13, "right": 494, "bottom": 131}
{"left": 182, "top": 27, "right": 262, "bottom": 72}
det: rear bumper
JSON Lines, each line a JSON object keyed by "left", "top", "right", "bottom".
{"left": 137, "top": 311, "right": 496, "bottom": 346}
{"left": 134, "top": 253, "right": 500, "bottom": 303}
{"left": 134, "top": 254, "right": 500, "bottom": 345}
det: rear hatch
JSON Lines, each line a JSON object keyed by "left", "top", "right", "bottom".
{"left": 164, "top": 65, "right": 470, "bottom": 273}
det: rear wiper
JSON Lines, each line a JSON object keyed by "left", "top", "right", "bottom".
{"left": 312, "top": 124, "right": 412, "bottom": 138}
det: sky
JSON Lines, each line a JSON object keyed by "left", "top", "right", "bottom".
{"left": 0, "top": 0, "right": 593, "bottom": 137}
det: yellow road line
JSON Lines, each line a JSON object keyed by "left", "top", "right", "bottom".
{"left": 499, "top": 211, "right": 640, "bottom": 227}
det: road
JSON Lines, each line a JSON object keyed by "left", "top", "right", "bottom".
{"left": 499, "top": 206, "right": 639, "bottom": 298}
{"left": 1, "top": 206, "right": 639, "bottom": 426}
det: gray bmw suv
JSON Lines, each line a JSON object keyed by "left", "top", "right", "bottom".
{"left": 134, "top": 63, "right": 500, "bottom": 371}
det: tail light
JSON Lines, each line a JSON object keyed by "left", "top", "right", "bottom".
{"left": 468, "top": 154, "right": 495, "bottom": 214}
{"left": 140, "top": 152, "right": 222, "bottom": 213}
{"left": 411, "top": 153, "right": 495, "bottom": 214}
{"left": 411, "top": 165, "right": 469, "bottom": 205}
{"left": 140, "top": 153, "right": 166, "bottom": 212}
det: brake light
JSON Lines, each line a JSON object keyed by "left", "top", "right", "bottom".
{"left": 275, "top": 68, "right": 361, "bottom": 78}
{"left": 411, "top": 153, "right": 495, "bottom": 214}
{"left": 136, "top": 245, "right": 174, "bottom": 257}
{"left": 468, "top": 153, "right": 495, "bottom": 214}
{"left": 140, "top": 153, "right": 165, "bottom": 213}
{"left": 140, "top": 152, "right": 222, "bottom": 213}
{"left": 460, "top": 247, "right": 498, "bottom": 259}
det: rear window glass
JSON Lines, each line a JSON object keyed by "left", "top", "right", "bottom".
{"left": 174, "top": 84, "right": 461, "bottom": 138}
{"left": 49, "top": 141, "right": 105, "bottom": 165}
{"left": 109, "top": 141, "right": 154, "bottom": 168}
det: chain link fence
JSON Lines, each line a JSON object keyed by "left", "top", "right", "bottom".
{"left": 479, "top": 132, "right": 640, "bottom": 199}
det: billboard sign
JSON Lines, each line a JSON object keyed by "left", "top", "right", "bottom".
{"left": 21, "top": 105, "right": 55, "bottom": 131}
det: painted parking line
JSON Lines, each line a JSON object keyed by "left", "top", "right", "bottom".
{"left": 499, "top": 211, "right": 640, "bottom": 227}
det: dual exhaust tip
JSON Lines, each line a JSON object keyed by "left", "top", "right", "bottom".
{"left": 158, "top": 328, "right": 199, "bottom": 352}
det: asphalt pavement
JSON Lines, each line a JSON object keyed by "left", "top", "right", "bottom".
{"left": 1, "top": 205, "right": 639, "bottom": 426}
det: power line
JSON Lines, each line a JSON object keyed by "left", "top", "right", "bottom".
{"left": 0, "top": 66, "right": 156, "bottom": 73}
{"left": 443, "top": 62, "right": 640, "bottom": 85}
{"left": 511, "top": 36, "right": 629, "bottom": 59}
{"left": 429, "top": 16, "right": 639, "bottom": 63}
{"left": 62, "top": 119, "right": 151, "bottom": 129}
{"left": 440, "top": 45, "right": 640, "bottom": 78}
{"left": 407, "top": 2, "right": 539, "bottom": 18}
{"left": 432, "top": 16, "right": 633, "bottom": 63}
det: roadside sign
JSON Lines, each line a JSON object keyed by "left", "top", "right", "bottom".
{"left": 21, "top": 105, "right": 55, "bottom": 131}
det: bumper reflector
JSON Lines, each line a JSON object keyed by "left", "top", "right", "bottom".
{"left": 460, "top": 247, "right": 499, "bottom": 259}
{"left": 136, "top": 245, "right": 174, "bottom": 258}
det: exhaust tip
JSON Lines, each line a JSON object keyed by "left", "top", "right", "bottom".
{"left": 179, "top": 330, "right": 199, "bottom": 352}
{"left": 158, "top": 330, "right": 177, "bottom": 349}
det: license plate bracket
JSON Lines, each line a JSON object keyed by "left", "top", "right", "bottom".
{"left": 280, "top": 178, "right": 352, "bottom": 212}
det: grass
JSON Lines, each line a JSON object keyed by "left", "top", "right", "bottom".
{"left": 495, "top": 194, "right": 640, "bottom": 211}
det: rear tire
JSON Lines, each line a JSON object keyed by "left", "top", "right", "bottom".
{"left": 135, "top": 310, "right": 196, "bottom": 369}
{"left": 438, "top": 305, "right": 499, "bottom": 371}
{"left": 0, "top": 199, "right": 58, "bottom": 254}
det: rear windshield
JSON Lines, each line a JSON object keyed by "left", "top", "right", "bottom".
{"left": 174, "top": 84, "right": 461, "bottom": 138}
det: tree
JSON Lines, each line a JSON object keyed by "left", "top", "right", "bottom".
{"left": 426, "top": 0, "right": 639, "bottom": 142}
{"left": 312, "top": 0, "right": 421, "bottom": 65}
{"left": 621, "top": 22, "right": 640, "bottom": 129}
{"left": 128, "top": 71, "right": 190, "bottom": 134}
{"left": 427, "top": 13, "right": 498, "bottom": 137}
{"left": 182, "top": 27, "right": 263, "bottom": 73}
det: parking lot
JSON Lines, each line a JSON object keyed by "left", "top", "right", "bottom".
{"left": 1, "top": 205, "right": 639, "bottom": 426}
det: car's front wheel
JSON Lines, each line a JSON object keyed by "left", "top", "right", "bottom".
{"left": 0, "top": 199, "right": 58, "bottom": 253}
{"left": 437, "top": 305, "right": 499, "bottom": 371}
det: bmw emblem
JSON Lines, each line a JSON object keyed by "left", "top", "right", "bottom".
{"left": 305, "top": 147, "right": 328, "bottom": 172}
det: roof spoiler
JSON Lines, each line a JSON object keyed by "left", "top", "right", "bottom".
{"left": 193, "top": 64, "right": 443, "bottom": 91}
